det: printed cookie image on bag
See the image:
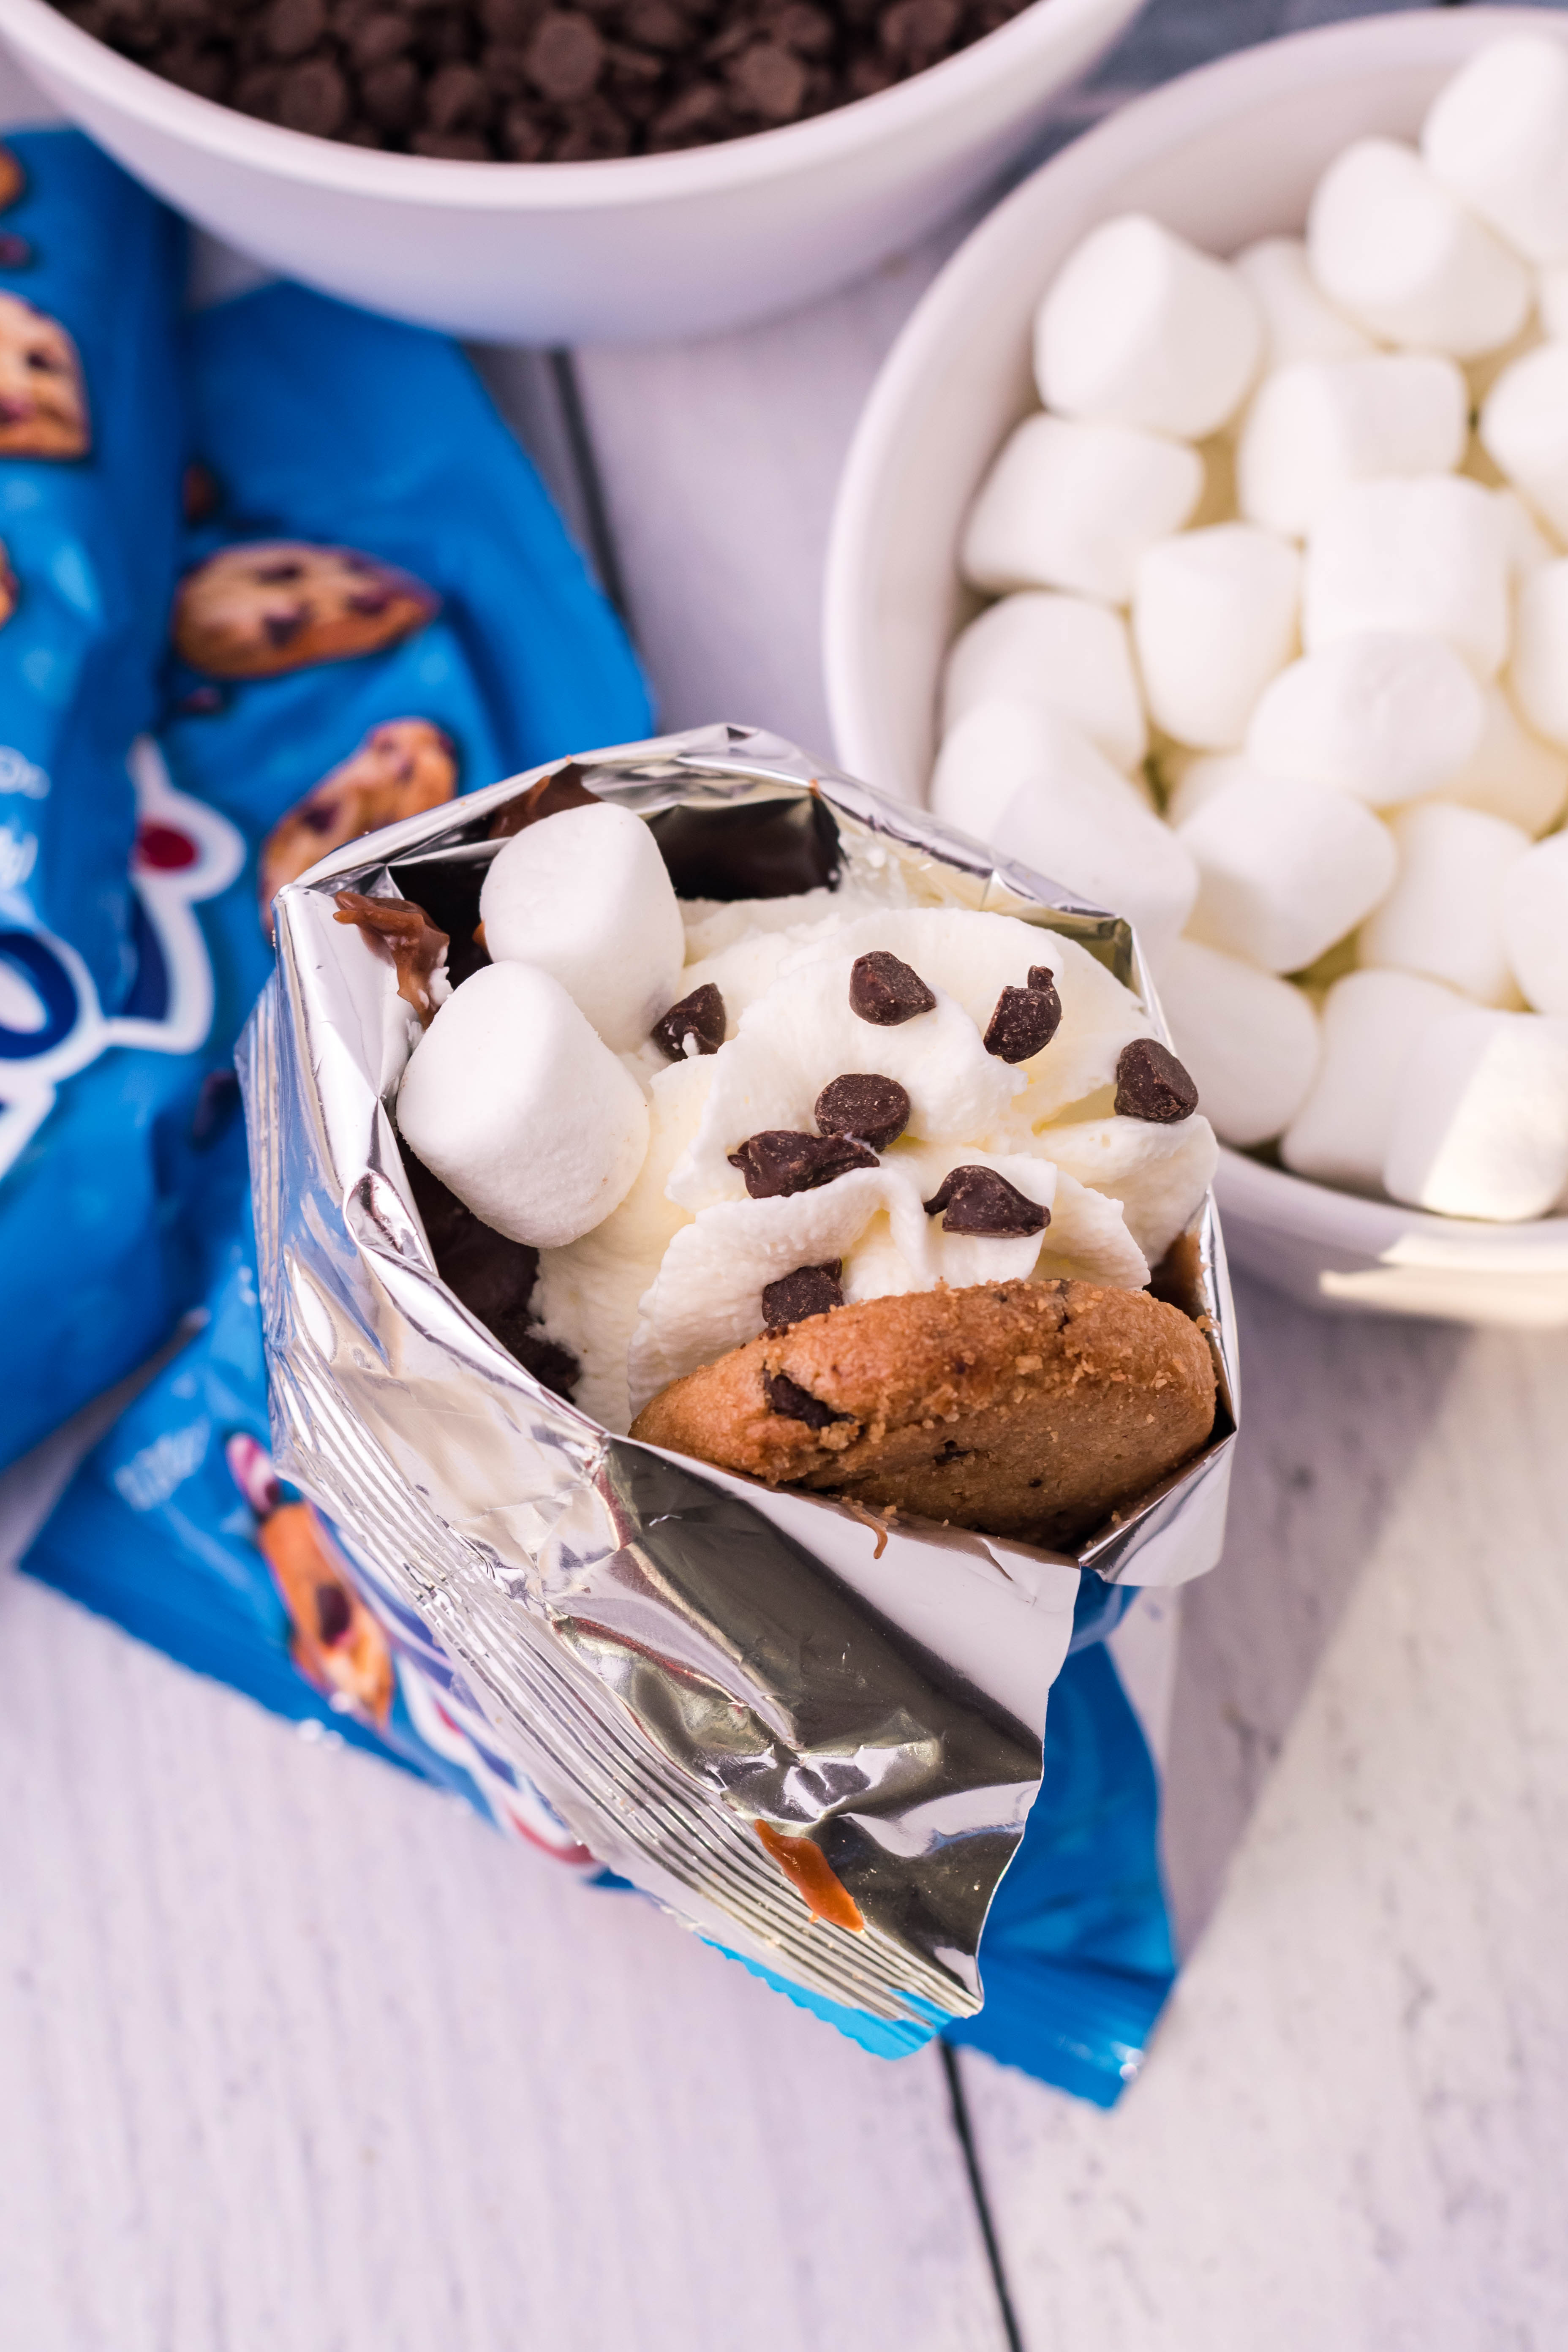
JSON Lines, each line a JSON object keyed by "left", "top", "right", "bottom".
{"left": 259, "top": 716, "right": 457, "bottom": 936}
{"left": 173, "top": 539, "right": 440, "bottom": 678}
{"left": 226, "top": 1432, "right": 395, "bottom": 1729}
{"left": 0, "top": 288, "right": 90, "bottom": 458}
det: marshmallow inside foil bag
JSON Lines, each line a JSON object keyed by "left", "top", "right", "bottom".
{"left": 235, "top": 724, "right": 1237, "bottom": 2075}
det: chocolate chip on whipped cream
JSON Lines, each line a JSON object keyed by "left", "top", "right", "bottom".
{"left": 849, "top": 949, "right": 936, "bottom": 1026}
{"left": 762, "top": 1263, "right": 845, "bottom": 1328}
{"left": 813, "top": 1072, "right": 911, "bottom": 1151}
{"left": 983, "top": 966, "right": 1063, "bottom": 1063}
{"left": 923, "top": 1165, "right": 1050, "bottom": 1236}
{"left": 1115, "top": 1037, "right": 1201, "bottom": 1123}
{"left": 728, "top": 1129, "right": 879, "bottom": 1199}
{"left": 652, "top": 980, "right": 727, "bottom": 1061}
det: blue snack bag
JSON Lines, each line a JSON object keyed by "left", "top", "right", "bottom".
{"left": 0, "top": 130, "right": 185, "bottom": 1010}
{"left": 0, "top": 132, "right": 192, "bottom": 1465}
{"left": 2, "top": 276, "right": 648, "bottom": 1468}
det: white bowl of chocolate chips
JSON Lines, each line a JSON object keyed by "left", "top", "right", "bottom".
{"left": 0, "top": 0, "right": 1143, "bottom": 340}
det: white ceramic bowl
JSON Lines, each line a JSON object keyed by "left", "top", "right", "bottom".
{"left": 824, "top": 5, "right": 1568, "bottom": 1328}
{"left": 0, "top": 0, "right": 1143, "bottom": 343}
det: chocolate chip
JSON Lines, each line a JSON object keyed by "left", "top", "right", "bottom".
{"left": 315, "top": 1582, "right": 352, "bottom": 1643}
{"left": 176, "top": 684, "right": 226, "bottom": 716}
{"left": 762, "top": 1261, "right": 843, "bottom": 1328}
{"left": 425, "top": 60, "right": 490, "bottom": 128}
{"left": 848, "top": 950, "right": 936, "bottom": 1026}
{"left": 348, "top": 8, "right": 409, "bottom": 66}
{"left": 728, "top": 1130, "right": 877, "bottom": 1199}
{"left": 983, "top": 968, "right": 1062, "bottom": 1063}
{"left": 525, "top": 9, "right": 604, "bottom": 97}
{"left": 262, "top": 607, "right": 308, "bottom": 647}
{"left": 923, "top": 1165, "right": 1048, "bottom": 1236}
{"left": 764, "top": 1369, "right": 847, "bottom": 1429}
{"left": 265, "top": 0, "right": 326, "bottom": 56}
{"left": 362, "top": 56, "right": 421, "bottom": 126}
{"left": 1114, "top": 1038, "right": 1199, "bottom": 1124}
{"left": 814, "top": 1071, "right": 909, "bottom": 1151}
{"left": 651, "top": 980, "right": 726, "bottom": 1061}
{"left": 278, "top": 55, "right": 349, "bottom": 133}
{"left": 0, "top": 234, "right": 31, "bottom": 269}
{"left": 727, "top": 40, "right": 807, "bottom": 117}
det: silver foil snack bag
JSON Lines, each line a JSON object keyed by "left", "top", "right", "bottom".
{"left": 238, "top": 725, "right": 1239, "bottom": 2055}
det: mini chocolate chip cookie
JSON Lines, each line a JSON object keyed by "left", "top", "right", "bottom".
{"left": 0, "top": 537, "right": 18, "bottom": 630}
{"left": 630, "top": 1279, "right": 1217, "bottom": 1550}
{"left": 0, "top": 145, "right": 24, "bottom": 213}
{"left": 259, "top": 716, "right": 457, "bottom": 936}
{"left": 0, "top": 290, "right": 90, "bottom": 459}
{"left": 174, "top": 539, "right": 439, "bottom": 678}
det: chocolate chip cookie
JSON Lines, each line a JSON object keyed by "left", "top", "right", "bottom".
{"left": 630, "top": 1278, "right": 1217, "bottom": 1550}
{"left": 0, "top": 290, "right": 90, "bottom": 459}
{"left": 174, "top": 539, "right": 439, "bottom": 678}
{"left": 259, "top": 716, "right": 457, "bottom": 935}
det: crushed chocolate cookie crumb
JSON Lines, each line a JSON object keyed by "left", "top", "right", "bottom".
{"left": 1115, "top": 1037, "right": 1199, "bottom": 1123}
{"left": 762, "top": 1261, "right": 843, "bottom": 1328}
{"left": 651, "top": 979, "right": 726, "bottom": 1060}
{"left": 813, "top": 1070, "right": 909, "bottom": 1149}
{"left": 848, "top": 950, "right": 936, "bottom": 1026}
{"left": 728, "top": 1129, "right": 877, "bottom": 1199}
{"left": 923, "top": 1164, "right": 1048, "bottom": 1236}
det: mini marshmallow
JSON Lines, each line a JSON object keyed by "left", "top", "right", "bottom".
{"left": 961, "top": 413, "right": 1203, "bottom": 604}
{"left": 1429, "top": 687, "right": 1568, "bottom": 837}
{"left": 941, "top": 590, "right": 1147, "bottom": 770}
{"left": 1236, "top": 354, "right": 1468, "bottom": 539}
{"left": 1492, "top": 485, "right": 1560, "bottom": 577}
{"left": 1179, "top": 775, "right": 1396, "bottom": 973}
{"left": 1510, "top": 559, "right": 1568, "bottom": 749}
{"left": 1243, "top": 634, "right": 1485, "bottom": 806}
{"left": 1034, "top": 213, "right": 1262, "bottom": 440}
{"left": 1132, "top": 523, "right": 1300, "bottom": 749}
{"left": 1480, "top": 342, "right": 1568, "bottom": 544}
{"left": 1162, "top": 752, "right": 1260, "bottom": 829}
{"left": 1302, "top": 475, "right": 1511, "bottom": 680}
{"left": 1282, "top": 968, "right": 1465, "bottom": 1192}
{"left": 1541, "top": 264, "right": 1568, "bottom": 342}
{"left": 1358, "top": 800, "right": 1530, "bottom": 1007}
{"left": 398, "top": 961, "right": 649, "bottom": 1250}
{"left": 1150, "top": 935, "right": 1320, "bottom": 1146}
{"left": 1503, "top": 832, "right": 1568, "bottom": 1014}
{"left": 1232, "top": 237, "right": 1376, "bottom": 368}
{"left": 479, "top": 801, "right": 685, "bottom": 1054}
{"left": 1306, "top": 136, "right": 1532, "bottom": 359}
{"left": 1422, "top": 34, "right": 1568, "bottom": 266}
{"left": 931, "top": 698, "right": 1147, "bottom": 839}
{"left": 931, "top": 701, "right": 1198, "bottom": 945}
{"left": 1383, "top": 1006, "right": 1568, "bottom": 1222}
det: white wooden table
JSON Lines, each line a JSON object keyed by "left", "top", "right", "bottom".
{"left": 5, "top": 3, "right": 1568, "bottom": 2342}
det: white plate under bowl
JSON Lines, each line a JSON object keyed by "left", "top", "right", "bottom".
{"left": 823, "top": 4, "right": 1568, "bottom": 1328}
{"left": 0, "top": 0, "right": 1143, "bottom": 343}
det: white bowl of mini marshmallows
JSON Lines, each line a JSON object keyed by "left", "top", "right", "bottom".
{"left": 826, "top": 7, "right": 1568, "bottom": 1327}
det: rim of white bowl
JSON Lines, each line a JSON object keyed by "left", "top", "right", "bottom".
{"left": 0, "top": 0, "right": 1129, "bottom": 208}
{"left": 825, "top": 1, "right": 1568, "bottom": 1263}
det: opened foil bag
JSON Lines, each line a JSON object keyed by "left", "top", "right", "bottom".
{"left": 237, "top": 724, "right": 1238, "bottom": 2056}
